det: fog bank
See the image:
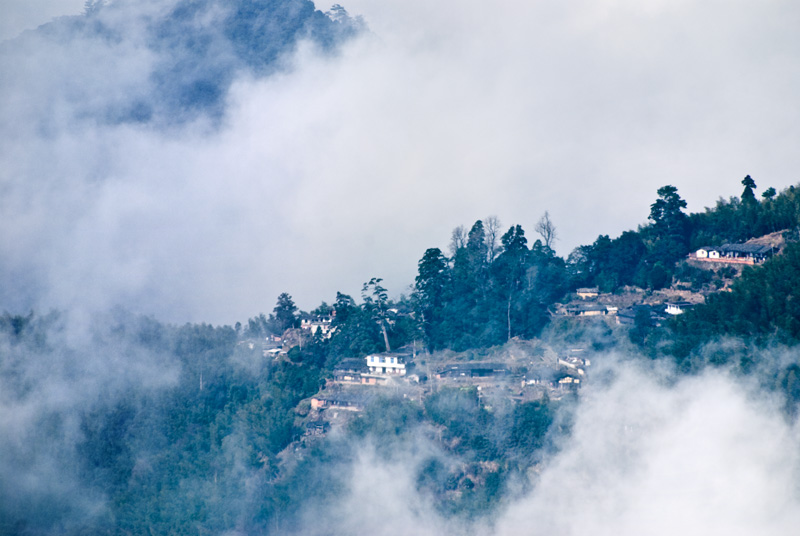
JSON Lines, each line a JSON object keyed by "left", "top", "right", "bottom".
{"left": 2, "top": 0, "right": 799, "bottom": 323}
{"left": 301, "top": 363, "right": 800, "bottom": 535}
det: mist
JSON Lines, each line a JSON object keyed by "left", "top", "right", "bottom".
{"left": 2, "top": 0, "right": 800, "bottom": 323}
{"left": 493, "top": 364, "right": 800, "bottom": 536}
{"left": 293, "top": 361, "right": 800, "bottom": 536}
{"left": 0, "top": 310, "right": 181, "bottom": 531}
{"left": 2, "top": 307, "right": 799, "bottom": 533}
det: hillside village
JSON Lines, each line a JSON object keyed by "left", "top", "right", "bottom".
{"left": 302, "top": 340, "right": 588, "bottom": 438}
{"left": 557, "top": 230, "right": 787, "bottom": 323}
{"left": 242, "top": 229, "right": 792, "bottom": 441}
{"left": 5, "top": 0, "right": 800, "bottom": 531}
{"left": 221, "top": 178, "right": 800, "bottom": 491}
{"left": 7, "top": 180, "right": 800, "bottom": 535}
{"left": 241, "top": 314, "right": 592, "bottom": 439}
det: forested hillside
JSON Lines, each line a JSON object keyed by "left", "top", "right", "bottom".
{"left": 0, "top": 310, "right": 564, "bottom": 534}
{"left": 4, "top": 0, "right": 800, "bottom": 532}
{"left": 4, "top": 175, "right": 800, "bottom": 534}
{"left": 570, "top": 177, "right": 800, "bottom": 293}
{"left": 405, "top": 176, "right": 800, "bottom": 355}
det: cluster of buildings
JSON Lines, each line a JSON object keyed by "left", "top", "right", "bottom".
{"left": 692, "top": 231, "right": 784, "bottom": 265}
{"left": 555, "top": 234, "right": 785, "bottom": 325}
{"left": 302, "top": 233, "right": 789, "bottom": 437}
{"left": 614, "top": 300, "right": 698, "bottom": 326}
{"left": 308, "top": 343, "right": 590, "bottom": 421}
{"left": 694, "top": 243, "right": 776, "bottom": 265}
{"left": 554, "top": 286, "right": 697, "bottom": 324}
{"left": 328, "top": 348, "right": 415, "bottom": 387}
{"left": 300, "top": 316, "right": 335, "bottom": 339}
{"left": 239, "top": 315, "right": 336, "bottom": 358}
{"left": 309, "top": 349, "right": 413, "bottom": 413}
{"left": 304, "top": 235, "right": 786, "bottom": 422}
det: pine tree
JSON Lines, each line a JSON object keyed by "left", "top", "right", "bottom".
{"left": 741, "top": 174, "right": 757, "bottom": 205}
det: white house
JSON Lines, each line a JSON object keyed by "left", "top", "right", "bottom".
{"left": 664, "top": 301, "right": 693, "bottom": 315}
{"left": 301, "top": 316, "right": 335, "bottom": 339}
{"left": 365, "top": 353, "right": 407, "bottom": 376}
{"left": 695, "top": 243, "right": 774, "bottom": 264}
{"left": 696, "top": 247, "right": 721, "bottom": 259}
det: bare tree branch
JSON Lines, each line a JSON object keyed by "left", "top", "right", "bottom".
{"left": 535, "top": 211, "right": 558, "bottom": 250}
{"left": 449, "top": 225, "right": 467, "bottom": 257}
{"left": 484, "top": 216, "right": 502, "bottom": 262}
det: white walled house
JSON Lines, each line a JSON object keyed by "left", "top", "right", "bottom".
{"left": 694, "top": 243, "right": 775, "bottom": 264}
{"left": 365, "top": 353, "right": 407, "bottom": 376}
{"left": 665, "top": 301, "right": 693, "bottom": 315}
{"left": 300, "top": 316, "right": 335, "bottom": 339}
{"left": 695, "top": 247, "right": 721, "bottom": 259}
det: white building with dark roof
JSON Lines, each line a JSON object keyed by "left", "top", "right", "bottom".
{"left": 365, "top": 352, "right": 407, "bottom": 375}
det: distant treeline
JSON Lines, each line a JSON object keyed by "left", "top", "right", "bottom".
{"left": 265, "top": 176, "right": 800, "bottom": 359}
{"left": 571, "top": 177, "right": 800, "bottom": 293}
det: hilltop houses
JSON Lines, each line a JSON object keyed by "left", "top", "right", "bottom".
{"left": 307, "top": 339, "right": 595, "bottom": 438}
{"left": 325, "top": 348, "right": 416, "bottom": 388}
{"left": 694, "top": 243, "right": 776, "bottom": 265}
{"left": 300, "top": 316, "right": 335, "bottom": 339}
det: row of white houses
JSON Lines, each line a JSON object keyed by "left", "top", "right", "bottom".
{"left": 695, "top": 243, "right": 775, "bottom": 264}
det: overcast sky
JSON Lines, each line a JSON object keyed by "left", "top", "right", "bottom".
{"left": 2, "top": 0, "right": 800, "bottom": 324}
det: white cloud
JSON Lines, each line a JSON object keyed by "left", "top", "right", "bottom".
{"left": 2, "top": 0, "right": 800, "bottom": 323}
{"left": 494, "top": 364, "right": 800, "bottom": 535}
{"left": 303, "top": 363, "right": 800, "bottom": 536}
